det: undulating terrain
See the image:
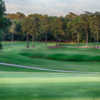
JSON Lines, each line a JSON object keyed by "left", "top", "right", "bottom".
{"left": 0, "top": 42, "right": 100, "bottom": 100}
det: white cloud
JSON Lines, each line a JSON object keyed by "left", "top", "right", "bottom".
{"left": 5, "top": 0, "right": 100, "bottom": 16}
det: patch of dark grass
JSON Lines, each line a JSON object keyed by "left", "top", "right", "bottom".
{"left": 21, "top": 51, "right": 100, "bottom": 62}
{"left": 47, "top": 54, "right": 100, "bottom": 62}
{"left": 21, "top": 52, "right": 46, "bottom": 58}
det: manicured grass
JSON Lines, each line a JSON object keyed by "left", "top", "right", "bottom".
{"left": 0, "top": 72, "right": 100, "bottom": 100}
{"left": 59, "top": 42, "right": 100, "bottom": 47}
{"left": 0, "top": 65, "right": 42, "bottom": 72}
{"left": 0, "top": 42, "right": 100, "bottom": 72}
{"left": 0, "top": 42, "right": 100, "bottom": 100}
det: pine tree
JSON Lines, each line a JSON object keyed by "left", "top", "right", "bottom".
{"left": 0, "top": 0, "right": 5, "bottom": 49}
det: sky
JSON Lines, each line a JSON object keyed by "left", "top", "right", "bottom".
{"left": 5, "top": 0, "right": 100, "bottom": 16}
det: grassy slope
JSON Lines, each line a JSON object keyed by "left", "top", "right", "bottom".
{"left": 0, "top": 42, "right": 100, "bottom": 72}
{"left": 0, "top": 72, "right": 100, "bottom": 100}
{"left": 0, "top": 65, "right": 44, "bottom": 72}
{"left": 0, "top": 42, "right": 100, "bottom": 100}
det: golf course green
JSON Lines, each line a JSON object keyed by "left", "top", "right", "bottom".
{"left": 0, "top": 42, "right": 100, "bottom": 72}
{"left": 0, "top": 72, "right": 100, "bottom": 100}
{"left": 0, "top": 42, "right": 100, "bottom": 100}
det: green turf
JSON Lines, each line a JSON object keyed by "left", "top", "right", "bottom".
{"left": 0, "top": 42, "right": 100, "bottom": 100}
{"left": 0, "top": 65, "right": 44, "bottom": 72}
{"left": 0, "top": 42, "right": 100, "bottom": 72}
{"left": 21, "top": 50, "right": 100, "bottom": 61}
{"left": 0, "top": 72, "right": 100, "bottom": 100}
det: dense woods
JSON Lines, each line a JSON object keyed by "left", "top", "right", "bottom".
{"left": 4, "top": 12, "right": 100, "bottom": 44}
{"left": 1, "top": 0, "right": 100, "bottom": 48}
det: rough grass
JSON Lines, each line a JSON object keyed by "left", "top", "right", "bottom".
{"left": 21, "top": 52, "right": 100, "bottom": 61}
{"left": 0, "top": 72, "right": 100, "bottom": 100}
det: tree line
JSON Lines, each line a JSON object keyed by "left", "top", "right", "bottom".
{"left": 6, "top": 12, "right": 100, "bottom": 43}
{"left": 1, "top": 0, "right": 100, "bottom": 48}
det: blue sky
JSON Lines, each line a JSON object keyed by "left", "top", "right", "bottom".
{"left": 5, "top": 0, "right": 100, "bottom": 16}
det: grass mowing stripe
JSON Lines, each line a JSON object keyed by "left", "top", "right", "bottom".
{"left": 0, "top": 73, "right": 100, "bottom": 100}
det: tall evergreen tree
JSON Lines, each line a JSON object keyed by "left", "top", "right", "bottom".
{"left": 0, "top": 0, "right": 5, "bottom": 49}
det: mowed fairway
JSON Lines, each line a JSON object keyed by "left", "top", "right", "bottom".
{"left": 0, "top": 42, "right": 100, "bottom": 72}
{"left": 0, "top": 72, "right": 100, "bottom": 100}
{"left": 0, "top": 42, "right": 100, "bottom": 100}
